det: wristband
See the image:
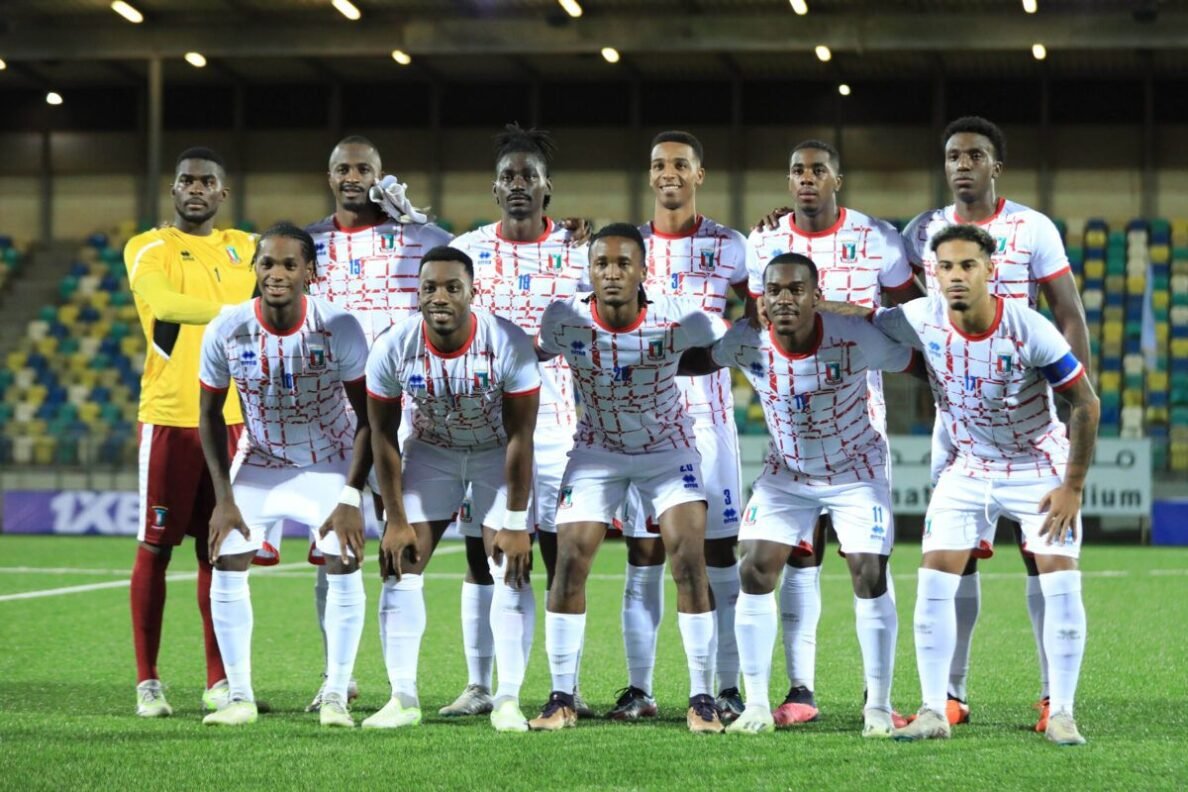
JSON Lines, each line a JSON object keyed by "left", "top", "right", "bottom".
{"left": 501, "top": 509, "right": 530, "bottom": 532}
{"left": 338, "top": 486, "right": 362, "bottom": 509}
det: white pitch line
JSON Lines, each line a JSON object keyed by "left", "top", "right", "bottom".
{"left": 0, "top": 567, "right": 132, "bottom": 576}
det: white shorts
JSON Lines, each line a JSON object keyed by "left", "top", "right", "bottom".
{"left": 555, "top": 445, "right": 707, "bottom": 527}
{"left": 220, "top": 460, "right": 352, "bottom": 564}
{"left": 923, "top": 470, "right": 1081, "bottom": 559}
{"left": 401, "top": 438, "right": 507, "bottom": 539}
{"left": 738, "top": 469, "right": 894, "bottom": 556}
{"left": 620, "top": 419, "right": 742, "bottom": 541}
{"left": 532, "top": 424, "right": 575, "bottom": 534}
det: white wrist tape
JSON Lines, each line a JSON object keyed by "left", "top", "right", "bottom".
{"left": 501, "top": 509, "right": 530, "bottom": 532}
{"left": 338, "top": 486, "right": 362, "bottom": 509}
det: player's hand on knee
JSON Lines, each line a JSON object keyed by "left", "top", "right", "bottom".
{"left": 492, "top": 529, "right": 532, "bottom": 588}
{"left": 380, "top": 520, "right": 418, "bottom": 580}
{"left": 209, "top": 500, "right": 249, "bottom": 562}
{"left": 320, "top": 504, "right": 365, "bottom": 565}
{"left": 1038, "top": 484, "right": 1081, "bottom": 545}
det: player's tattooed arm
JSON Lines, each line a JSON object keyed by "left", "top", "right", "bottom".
{"left": 1040, "top": 374, "right": 1100, "bottom": 545}
{"left": 1041, "top": 272, "right": 1093, "bottom": 379}
{"left": 198, "top": 386, "right": 248, "bottom": 561}
{"left": 368, "top": 395, "right": 415, "bottom": 580}
{"left": 493, "top": 390, "right": 539, "bottom": 587}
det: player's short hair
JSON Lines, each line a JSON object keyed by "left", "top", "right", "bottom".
{"left": 943, "top": 116, "right": 1007, "bottom": 163}
{"left": 589, "top": 222, "right": 647, "bottom": 263}
{"left": 419, "top": 245, "right": 474, "bottom": 280}
{"left": 175, "top": 146, "right": 225, "bottom": 173}
{"left": 651, "top": 130, "right": 704, "bottom": 165}
{"left": 494, "top": 123, "right": 557, "bottom": 174}
{"left": 253, "top": 222, "right": 316, "bottom": 268}
{"left": 335, "top": 134, "right": 377, "bottom": 151}
{"left": 929, "top": 223, "right": 997, "bottom": 259}
{"left": 765, "top": 252, "right": 818, "bottom": 287}
{"left": 790, "top": 139, "right": 840, "bottom": 170}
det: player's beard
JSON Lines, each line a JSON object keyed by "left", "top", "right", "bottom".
{"left": 339, "top": 190, "right": 370, "bottom": 213}
{"left": 178, "top": 204, "right": 218, "bottom": 226}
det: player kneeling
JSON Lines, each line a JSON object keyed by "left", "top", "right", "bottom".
{"left": 365, "top": 246, "right": 541, "bottom": 733}
{"left": 683, "top": 253, "right": 920, "bottom": 737}
{"left": 198, "top": 223, "right": 372, "bottom": 727}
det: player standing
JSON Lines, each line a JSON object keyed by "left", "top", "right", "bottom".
{"left": 197, "top": 223, "right": 372, "bottom": 727}
{"left": 609, "top": 131, "right": 749, "bottom": 723}
{"left": 365, "top": 246, "right": 542, "bottom": 732}
{"left": 529, "top": 224, "right": 726, "bottom": 733}
{"left": 446, "top": 124, "right": 591, "bottom": 717}
{"left": 880, "top": 224, "right": 1098, "bottom": 746}
{"left": 685, "top": 253, "right": 918, "bottom": 737}
{"left": 125, "top": 146, "right": 256, "bottom": 716}
{"left": 902, "top": 117, "right": 1092, "bottom": 729}
{"left": 304, "top": 134, "right": 453, "bottom": 711}
{"left": 746, "top": 139, "right": 922, "bottom": 724}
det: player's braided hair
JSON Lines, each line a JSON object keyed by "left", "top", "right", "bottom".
{"left": 494, "top": 123, "right": 557, "bottom": 172}
{"left": 253, "top": 222, "right": 317, "bottom": 273}
{"left": 943, "top": 116, "right": 1007, "bottom": 163}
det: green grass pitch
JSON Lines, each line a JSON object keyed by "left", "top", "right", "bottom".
{"left": 1, "top": 535, "right": 1185, "bottom": 790}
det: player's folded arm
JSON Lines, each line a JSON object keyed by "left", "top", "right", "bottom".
{"left": 132, "top": 270, "right": 229, "bottom": 324}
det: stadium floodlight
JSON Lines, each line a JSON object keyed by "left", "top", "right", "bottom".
{"left": 1022, "top": 0, "right": 1038, "bottom": 13}
{"left": 0, "top": 58, "right": 6, "bottom": 71}
{"left": 46, "top": 91, "right": 63, "bottom": 105}
{"left": 1032, "top": 43, "right": 1047, "bottom": 60}
{"left": 838, "top": 83, "right": 851, "bottom": 96}
{"left": 332, "top": 0, "right": 361, "bottom": 21}
{"left": 558, "top": 0, "right": 583, "bottom": 18}
{"left": 391, "top": 49, "right": 412, "bottom": 66}
{"left": 110, "top": 1, "right": 144, "bottom": 24}
{"left": 815, "top": 45, "right": 832, "bottom": 62}
{"left": 790, "top": 0, "right": 809, "bottom": 15}
{"left": 601, "top": 47, "right": 620, "bottom": 64}
{"left": 184, "top": 52, "right": 207, "bottom": 68}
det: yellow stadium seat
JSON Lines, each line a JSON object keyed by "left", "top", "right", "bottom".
{"left": 34, "top": 338, "right": 57, "bottom": 357}
{"left": 33, "top": 437, "right": 55, "bottom": 465}
{"left": 1126, "top": 275, "right": 1145, "bottom": 294}
{"left": 1173, "top": 339, "right": 1188, "bottom": 357}
{"left": 1154, "top": 292, "right": 1170, "bottom": 311}
{"left": 1083, "top": 260, "right": 1105, "bottom": 280}
{"left": 86, "top": 321, "right": 111, "bottom": 339}
{"left": 1147, "top": 406, "right": 1169, "bottom": 423}
{"left": 118, "top": 305, "right": 140, "bottom": 323}
{"left": 1156, "top": 324, "right": 1170, "bottom": 345}
{"left": 1102, "top": 324, "right": 1123, "bottom": 344}
{"left": 1085, "top": 230, "right": 1107, "bottom": 247}
{"left": 119, "top": 337, "right": 140, "bottom": 358}
{"left": 25, "top": 385, "right": 47, "bottom": 405}
{"left": 1099, "top": 371, "right": 1122, "bottom": 392}
{"left": 75, "top": 370, "right": 98, "bottom": 389}
{"left": 6, "top": 351, "right": 27, "bottom": 370}
{"left": 1152, "top": 245, "right": 1171, "bottom": 263}
{"left": 57, "top": 304, "right": 80, "bottom": 325}
{"left": 97, "top": 370, "right": 121, "bottom": 388}
{"left": 77, "top": 402, "right": 101, "bottom": 422}
{"left": 1122, "top": 391, "right": 1145, "bottom": 408}
{"left": 90, "top": 291, "right": 111, "bottom": 309}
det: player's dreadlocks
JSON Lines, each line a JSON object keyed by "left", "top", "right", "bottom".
{"left": 494, "top": 123, "right": 558, "bottom": 175}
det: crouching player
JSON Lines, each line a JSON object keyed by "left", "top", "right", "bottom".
{"left": 878, "top": 225, "right": 1099, "bottom": 746}
{"left": 683, "top": 252, "right": 920, "bottom": 737}
{"left": 197, "top": 223, "right": 372, "bottom": 727}
{"left": 364, "top": 246, "right": 541, "bottom": 732}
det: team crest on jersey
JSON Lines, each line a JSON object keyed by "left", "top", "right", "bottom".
{"left": 550, "top": 253, "right": 563, "bottom": 270}
{"left": 698, "top": 250, "right": 716, "bottom": 271}
{"left": 349, "top": 258, "right": 362, "bottom": 276}
{"left": 308, "top": 343, "right": 326, "bottom": 369}
{"left": 824, "top": 361, "right": 842, "bottom": 385}
{"left": 151, "top": 506, "right": 168, "bottom": 528}
{"left": 743, "top": 505, "right": 758, "bottom": 526}
{"left": 474, "top": 367, "right": 490, "bottom": 388}
{"left": 380, "top": 233, "right": 396, "bottom": 250}
{"left": 558, "top": 487, "right": 574, "bottom": 509}
{"left": 996, "top": 354, "right": 1014, "bottom": 374}
{"left": 226, "top": 247, "right": 241, "bottom": 264}
{"left": 459, "top": 500, "right": 472, "bottom": 523}
{"left": 839, "top": 238, "right": 858, "bottom": 263}
{"left": 648, "top": 339, "right": 664, "bottom": 360}
{"left": 995, "top": 235, "right": 1008, "bottom": 254}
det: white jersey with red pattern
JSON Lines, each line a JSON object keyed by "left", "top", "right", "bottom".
{"left": 902, "top": 197, "right": 1071, "bottom": 309}
{"left": 641, "top": 215, "right": 747, "bottom": 424}
{"left": 713, "top": 313, "right": 913, "bottom": 486}
{"left": 538, "top": 293, "right": 728, "bottom": 455}
{"left": 451, "top": 219, "right": 586, "bottom": 431}
{"left": 306, "top": 216, "right": 454, "bottom": 345}
{"left": 746, "top": 207, "right": 915, "bottom": 435}
{"left": 875, "top": 296, "right": 1085, "bottom": 479}
{"left": 365, "top": 310, "right": 541, "bottom": 452}
{"left": 199, "top": 296, "right": 368, "bottom": 470}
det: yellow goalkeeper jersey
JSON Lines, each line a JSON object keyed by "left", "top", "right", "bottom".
{"left": 126, "top": 226, "right": 256, "bottom": 427}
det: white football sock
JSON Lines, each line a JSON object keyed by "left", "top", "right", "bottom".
{"left": 734, "top": 591, "right": 777, "bottom": 709}
{"left": 380, "top": 574, "right": 425, "bottom": 706}
{"left": 211, "top": 569, "right": 254, "bottom": 703}
{"left": 1040, "top": 570, "right": 1086, "bottom": 716}
{"left": 1026, "top": 575, "right": 1050, "bottom": 700}
{"left": 678, "top": 610, "right": 717, "bottom": 698}
{"left": 708, "top": 563, "right": 741, "bottom": 693}
{"left": 314, "top": 564, "right": 329, "bottom": 669}
{"left": 489, "top": 558, "right": 535, "bottom": 703}
{"left": 324, "top": 569, "right": 365, "bottom": 700}
{"left": 914, "top": 568, "right": 962, "bottom": 714}
{"left": 948, "top": 571, "right": 980, "bottom": 701}
{"left": 621, "top": 563, "right": 664, "bottom": 695}
{"left": 461, "top": 581, "right": 494, "bottom": 690}
{"left": 545, "top": 611, "right": 586, "bottom": 696}
{"left": 780, "top": 566, "right": 821, "bottom": 691}
{"left": 854, "top": 591, "right": 897, "bottom": 712}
